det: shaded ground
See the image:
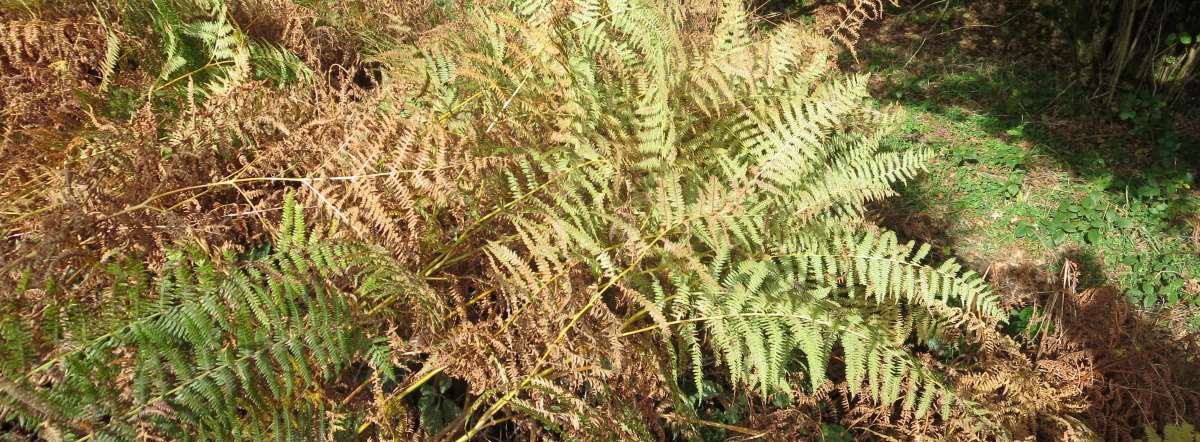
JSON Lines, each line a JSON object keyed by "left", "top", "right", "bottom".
{"left": 858, "top": 0, "right": 1200, "bottom": 315}
{"left": 852, "top": 0, "right": 1200, "bottom": 438}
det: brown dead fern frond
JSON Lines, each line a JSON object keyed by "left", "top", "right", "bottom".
{"left": 1066, "top": 288, "right": 1200, "bottom": 441}
{"left": 813, "top": 0, "right": 899, "bottom": 60}
{"left": 290, "top": 88, "right": 497, "bottom": 263}
{"left": 0, "top": 17, "right": 108, "bottom": 145}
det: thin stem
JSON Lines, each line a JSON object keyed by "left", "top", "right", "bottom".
{"left": 620, "top": 312, "right": 816, "bottom": 337}
{"left": 666, "top": 413, "right": 767, "bottom": 438}
{"left": 104, "top": 168, "right": 459, "bottom": 221}
{"left": 355, "top": 364, "right": 448, "bottom": 434}
{"left": 454, "top": 223, "right": 677, "bottom": 442}
{"left": 422, "top": 159, "right": 602, "bottom": 277}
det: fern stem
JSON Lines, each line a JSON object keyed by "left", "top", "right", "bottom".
{"left": 22, "top": 308, "right": 169, "bottom": 379}
{"left": 0, "top": 378, "right": 97, "bottom": 436}
{"left": 619, "top": 311, "right": 832, "bottom": 337}
{"left": 665, "top": 413, "right": 767, "bottom": 437}
{"left": 104, "top": 170, "right": 458, "bottom": 220}
{"left": 354, "top": 363, "right": 448, "bottom": 435}
{"left": 455, "top": 221, "right": 678, "bottom": 441}
{"left": 620, "top": 292, "right": 682, "bottom": 329}
{"left": 422, "top": 158, "right": 603, "bottom": 277}
{"left": 148, "top": 59, "right": 235, "bottom": 98}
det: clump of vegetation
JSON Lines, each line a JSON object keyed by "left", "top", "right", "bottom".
{"left": 861, "top": 0, "right": 1200, "bottom": 440}
{"left": 0, "top": 0, "right": 1009, "bottom": 439}
{"left": 2, "top": 0, "right": 1198, "bottom": 440}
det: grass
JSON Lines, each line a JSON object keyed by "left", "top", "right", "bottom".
{"left": 861, "top": 1, "right": 1200, "bottom": 324}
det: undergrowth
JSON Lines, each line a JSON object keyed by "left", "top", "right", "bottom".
{"left": 0, "top": 0, "right": 1196, "bottom": 441}
{"left": 862, "top": 1, "right": 1200, "bottom": 440}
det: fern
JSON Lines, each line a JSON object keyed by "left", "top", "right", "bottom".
{"left": 134, "top": 0, "right": 312, "bottom": 96}
{"left": 1141, "top": 423, "right": 1200, "bottom": 442}
{"left": 249, "top": 40, "right": 315, "bottom": 85}
{"left": 425, "top": 0, "right": 1004, "bottom": 436}
{"left": 3, "top": 0, "right": 1008, "bottom": 439}
{"left": 0, "top": 193, "right": 442, "bottom": 439}
{"left": 95, "top": 11, "right": 121, "bottom": 92}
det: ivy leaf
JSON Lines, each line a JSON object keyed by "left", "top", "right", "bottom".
{"left": 418, "top": 378, "right": 462, "bottom": 434}
{"left": 1052, "top": 230, "right": 1068, "bottom": 245}
{"left": 1143, "top": 292, "right": 1159, "bottom": 309}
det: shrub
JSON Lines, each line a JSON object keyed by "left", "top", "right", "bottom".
{"left": 0, "top": 0, "right": 1004, "bottom": 439}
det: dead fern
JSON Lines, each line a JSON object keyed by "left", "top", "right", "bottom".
{"left": 813, "top": 0, "right": 899, "bottom": 59}
{"left": 6, "top": 1, "right": 1141, "bottom": 441}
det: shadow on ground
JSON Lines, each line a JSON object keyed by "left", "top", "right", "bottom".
{"left": 817, "top": 1, "right": 1200, "bottom": 437}
{"left": 992, "top": 255, "right": 1200, "bottom": 440}
{"left": 856, "top": 0, "right": 1200, "bottom": 233}
{"left": 882, "top": 201, "right": 1200, "bottom": 439}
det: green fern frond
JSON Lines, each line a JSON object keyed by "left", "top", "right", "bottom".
{"left": 1140, "top": 423, "right": 1200, "bottom": 442}
{"left": 248, "top": 41, "right": 314, "bottom": 85}
{"left": 456, "top": 0, "right": 1003, "bottom": 434}
{"left": 0, "top": 192, "right": 438, "bottom": 439}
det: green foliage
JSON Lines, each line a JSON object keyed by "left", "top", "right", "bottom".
{"left": 820, "top": 423, "right": 855, "bottom": 442}
{"left": 950, "top": 139, "right": 1029, "bottom": 201}
{"left": 1004, "top": 305, "right": 1054, "bottom": 339}
{"left": 1034, "top": 0, "right": 1200, "bottom": 101}
{"left": 1007, "top": 181, "right": 1199, "bottom": 310}
{"left": 1122, "top": 253, "right": 1194, "bottom": 309}
{"left": 1015, "top": 193, "right": 1111, "bottom": 246}
{"left": 2, "top": 0, "right": 1022, "bottom": 439}
{"left": 686, "top": 381, "right": 754, "bottom": 440}
{"left": 438, "top": 0, "right": 1002, "bottom": 432}
{"left": 0, "top": 193, "right": 440, "bottom": 440}
{"left": 417, "top": 374, "right": 464, "bottom": 434}
{"left": 127, "top": 0, "right": 313, "bottom": 97}
{"left": 1115, "top": 91, "right": 1170, "bottom": 128}
{"left": 248, "top": 41, "right": 316, "bottom": 85}
{"left": 887, "top": 104, "right": 1199, "bottom": 312}
{"left": 1121, "top": 170, "right": 1198, "bottom": 227}
{"left": 1140, "top": 423, "right": 1200, "bottom": 442}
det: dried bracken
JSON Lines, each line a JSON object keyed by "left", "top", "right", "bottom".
{"left": 5, "top": 0, "right": 1194, "bottom": 441}
{"left": 0, "top": 17, "right": 107, "bottom": 139}
{"left": 958, "top": 262, "right": 1200, "bottom": 441}
{"left": 813, "top": 0, "right": 900, "bottom": 59}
